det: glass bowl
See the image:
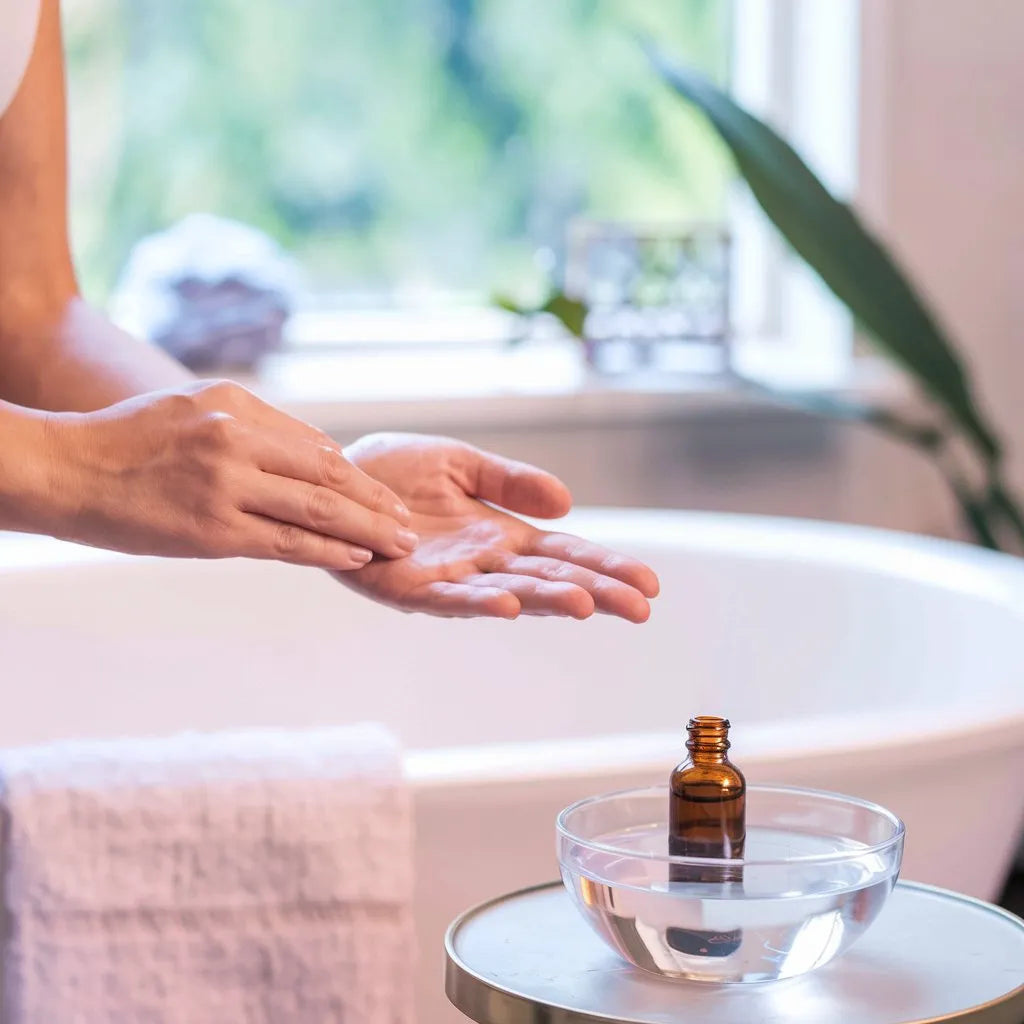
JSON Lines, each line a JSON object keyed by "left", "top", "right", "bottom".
{"left": 556, "top": 784, "right": 905, "bottom": 984}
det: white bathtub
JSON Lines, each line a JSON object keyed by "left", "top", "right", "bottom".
{"left": 1, "top": 509, "right": 1022, "bottom": 1024}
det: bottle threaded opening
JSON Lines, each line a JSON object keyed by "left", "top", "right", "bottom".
{"left": 686, "top": 715, "right": 731, "bottom": 751}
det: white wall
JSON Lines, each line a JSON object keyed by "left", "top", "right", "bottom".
{"left": 856, "top": 0, "right": 1024, "bottom": 521}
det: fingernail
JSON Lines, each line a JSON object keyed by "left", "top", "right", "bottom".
{"left": 393, "top": 502, "right": 411, "bottom": 524}
{"left": 351, "top": 547, "right": 373, "bottom": 564}
{"left": 396, "top": 529, "right": 419, "bottom": 551}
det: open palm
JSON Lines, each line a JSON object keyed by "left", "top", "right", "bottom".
{"left": 333, "top": 433, "right": 659, "bottom": 621}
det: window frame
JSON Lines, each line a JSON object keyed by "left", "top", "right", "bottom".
{"left": 729, "top": 0, "right": 861, "bottom": 386}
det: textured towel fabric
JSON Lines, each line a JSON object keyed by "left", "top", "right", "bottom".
{"left": 0, "top": 725, "right": 414, "bottom": 1024}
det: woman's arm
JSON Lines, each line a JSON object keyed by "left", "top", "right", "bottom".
{"left": 0, "top": 0, "right": 190, "bottom": 411}
{"left": 0, "top": 0, "right": 660, "bottom": 619}
{"left": 0, "top": 5, "right": 416, "bottom": 568}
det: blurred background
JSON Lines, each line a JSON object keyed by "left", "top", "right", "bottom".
{"left": 59, "top": 0, "right": 1024, "bottom": 550}
{"left": 64, "top": 0, "right": 731, "bottom": 300}
{"left": 0, "top": 0, "right": 1016, "bottom": 968}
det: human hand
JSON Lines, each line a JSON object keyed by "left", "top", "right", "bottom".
{"left": 335, "top": 433, "right": 660, "bottom": 621}
{"left": 37, "top": 381, "right": 418, "bottom": 568}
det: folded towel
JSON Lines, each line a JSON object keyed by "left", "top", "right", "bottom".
{"left": 0, "top": 724, "right": 414, "bottom": 1024}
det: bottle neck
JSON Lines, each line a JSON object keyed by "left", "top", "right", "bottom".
{"left": 685, "top": 715, "right": 731, "bottom": 764}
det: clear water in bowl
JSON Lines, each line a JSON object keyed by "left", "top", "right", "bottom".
{"left": 558, "top": 787, "right": 904, "bottom": 984}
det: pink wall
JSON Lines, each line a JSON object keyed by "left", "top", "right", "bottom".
{"left": 860, "top": 0, "right": 1024, "bottom": 505}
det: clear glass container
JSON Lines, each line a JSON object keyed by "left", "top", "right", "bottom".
{"left": 556, "top": 785, "right": 905, "bottom": 984}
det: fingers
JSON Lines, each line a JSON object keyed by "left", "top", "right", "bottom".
{"left": 485, "top": 554, "right": 651, "bottom": 623}
{"left": 530, "top": 532, "right": 661, "bottom": 600}
{"left": 238, "top": 513, "right": 378, "bottom": 570}
{"left": 461, "top": 446, "right": 573, "bottom": 519}
{"left": 238, "top": 472, "right": 419, "bottom": 559}
{"left": 190, "top": 380, "right": 411, "bottom": 527}
{"left": 252, "top": 433, "right": 412, "bottom": 527}
{"left": 401, "top": 581, "right": 521, "bottom": 619}
{"left": 462, "top": 572, "right": 595, "bottom": 619}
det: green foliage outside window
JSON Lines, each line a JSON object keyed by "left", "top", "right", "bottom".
{"left": 63, "top": 0, "right": 732, "bottom": 302}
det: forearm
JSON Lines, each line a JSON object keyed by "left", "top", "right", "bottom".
{"left": 0, "top": 296, "right": 193, "bottom": 411}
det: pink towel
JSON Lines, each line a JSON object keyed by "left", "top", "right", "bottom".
{"left": 0, "top": 724, "right": 414, "bottom": 1024}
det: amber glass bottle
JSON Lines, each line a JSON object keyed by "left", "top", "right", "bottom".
{"left": 667, "top": 716, "right": 745, "bottom": 957}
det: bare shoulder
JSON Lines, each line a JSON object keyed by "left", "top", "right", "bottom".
{"left": 0, "top": 0, "right": 41, "bottom": 119}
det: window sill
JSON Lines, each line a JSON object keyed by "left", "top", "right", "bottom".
{"left": 224, "top": 338, "right": 908, "bottom": 435}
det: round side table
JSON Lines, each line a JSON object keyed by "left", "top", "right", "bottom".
{"left": 445, "top": 881, "right": 1024, "bottom": 1024}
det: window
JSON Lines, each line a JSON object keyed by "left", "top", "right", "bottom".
{"left": 63, "top": 0, "right": 859, "bottom": 393}
{"left": 64, "top": 2, "right": 731, "bottom": 302}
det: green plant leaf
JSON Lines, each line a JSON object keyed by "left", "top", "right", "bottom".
{"left": 986, "top": 482, "right": 1024, "bottom": 549}
{"left": 736, "top": 378, "right": 946, "bottom": 451}
{"left": 491, "top": 290, "right": 589, "bottom": 339}
{"left": 949, "top": 481, "right": 1002, "bottom": 551}
{"left": 492, "top": 294, "right": 526, "bottom": 316}
{"left": 540, "top": 293, "right": 588, "bottom": 338}
{"left": 646, "top": 45, "right": 1001, "bottom": 462}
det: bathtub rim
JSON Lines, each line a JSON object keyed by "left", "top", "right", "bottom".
{"left": 404, "top": 706, "right": 1024, "bottom": 789}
